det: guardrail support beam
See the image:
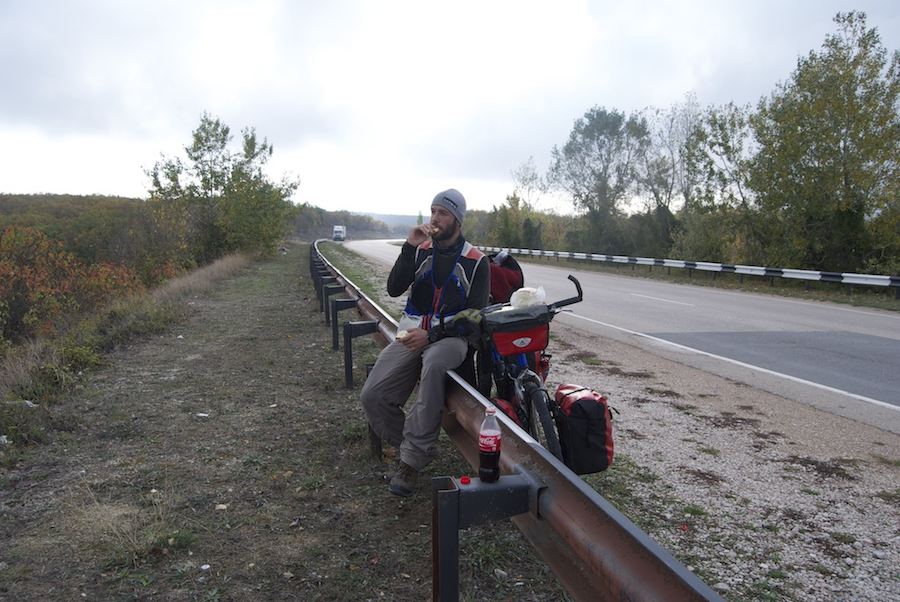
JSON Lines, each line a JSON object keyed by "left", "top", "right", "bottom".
{"left": 322, "top": 283, "right": 345, "bottom": 324}
{"left": 331, "top": 298, "right": 359, "bottom": 349}
{"left": 317, "top": 276, "right": 337, "bottom": 310}
{"left": 432, "top": 473, "right": 540, "bottom": 602}
{"left": 343, "top": 320, "right": 379, "bottom": 388}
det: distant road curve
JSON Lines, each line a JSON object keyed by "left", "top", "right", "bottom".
{"left": 344, "top": 239, "right": 900, "bottom": 434}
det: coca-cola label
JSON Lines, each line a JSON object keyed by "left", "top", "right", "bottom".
{"left": 479, "top": 432, "right": 501, "bottom": 453}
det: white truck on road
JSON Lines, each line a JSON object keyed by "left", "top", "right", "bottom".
{"left": 332, "top": 225, "right": 346, "bottom": 241}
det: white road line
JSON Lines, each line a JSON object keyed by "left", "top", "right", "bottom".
{"left": 567, "top": 312, "right": 900, "bottom": 413}
{"left": 629, "top": 293, "right": 694, "bottom": 306}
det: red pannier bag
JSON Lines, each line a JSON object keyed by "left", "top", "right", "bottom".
{"left": 554, "top": 384, "right": 614, "bottom": 474}
{"left": 491, "top": 397, "right": 523, "bottom": 426}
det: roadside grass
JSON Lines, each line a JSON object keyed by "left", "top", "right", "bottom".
{"left": 517, "top": 255, "right": 900, "bottom": 312}
{"left": 69, "top": 481, "right": 179, "bottom": 569}
{"left": 583, "top": 454, "right": 669, "bottom": 531}
{"left": 869, "top": 453, "right": 900, "bottom": 468}
{"left": 829, "top": 531, "right": 856, "bottom": 545}
{"left": 0, "top": 253, "right": 251, "bottom": 466}
{"left": 874, "top": 489, "right": 900, "bottom": 506}
{"left": 316, "top": 241, "right": 399, "bottom": 317}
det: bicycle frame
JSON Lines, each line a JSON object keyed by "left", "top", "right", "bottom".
{"left": 480, "top": 275, "right": 583, "bottom": 446}
{"left": 511, "top": 364, "right": 544, "bottom": 428}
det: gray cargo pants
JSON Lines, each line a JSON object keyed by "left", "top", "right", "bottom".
{"left": 360, "top": 336, "right": 468, "bottom": 470}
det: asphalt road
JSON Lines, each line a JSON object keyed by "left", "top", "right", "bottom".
{"left": 344, "top": 239, "right": 900, "bottom": 431}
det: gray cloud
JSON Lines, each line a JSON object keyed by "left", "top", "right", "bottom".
{"left": 1, "top": 0, "right": 897, "bottom": 210}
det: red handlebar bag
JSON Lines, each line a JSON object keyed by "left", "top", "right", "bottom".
{"left": 483, "top": 305, "right": 552, "bottom": 356}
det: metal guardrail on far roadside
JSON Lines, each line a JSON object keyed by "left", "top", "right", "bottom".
{"left": 481, "top": 245, "right": 900, "bottom": 298}
{"left": 311, "top": 240, "right": 722, "bottom": 602}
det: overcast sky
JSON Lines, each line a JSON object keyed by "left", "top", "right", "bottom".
{"left": 1, "top": 1, "right": 897, "bottom": 216}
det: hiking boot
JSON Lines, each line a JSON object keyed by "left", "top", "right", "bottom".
{"left": 389, "top": 462, "right": 418, "bottom": 497}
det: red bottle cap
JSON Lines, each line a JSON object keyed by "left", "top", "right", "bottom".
{"left": 459, "top": 476, "right": 471, "bottom": 485}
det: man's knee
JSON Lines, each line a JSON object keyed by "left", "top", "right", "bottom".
{"left": 360, "top": 380, "right": 379, "bottom": 416}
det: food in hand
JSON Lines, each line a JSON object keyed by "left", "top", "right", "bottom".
{"left": 396, "top": 330, "right": 409, "bottom": 340}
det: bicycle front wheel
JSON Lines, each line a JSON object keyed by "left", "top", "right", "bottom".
{"left": 526, "top": 384, "right": 563, "bottom": 461}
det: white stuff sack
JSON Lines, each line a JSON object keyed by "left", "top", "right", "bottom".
{"left": 509, "top": 286, "right": 546, "bottom": 308}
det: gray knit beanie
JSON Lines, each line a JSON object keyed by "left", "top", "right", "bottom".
{"left": 431, "top": 189, "right": 466, "bottom": 224}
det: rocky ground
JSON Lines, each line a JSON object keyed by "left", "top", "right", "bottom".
{"left": 550, "top": 327, "right": 899, "bottom": 601}
{"left": 1, "top": 242, "right": 897, "bottom": 601}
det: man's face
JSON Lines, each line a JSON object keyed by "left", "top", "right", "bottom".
{"left": 430, "top": 205, "right": 460, "bottom": 242}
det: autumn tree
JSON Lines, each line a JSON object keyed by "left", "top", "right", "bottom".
{"left": 749, "top": 11, "right": 899, "bottom": 271}
{"left": 631, "top": 98, "right": 702, "bottom": 256}
{"left": 548, "top": 106, "right": 648, "bottom": 252}
{"left": 0, "top": 226, "right": 142, "bottom": 343}
{"left": 147, "top": 113, "right": 298, "bottom": 264}
{"left": 672, "top": 103, "right": 759, "bottom": 262}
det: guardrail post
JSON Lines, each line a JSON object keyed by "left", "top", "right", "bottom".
{"left": 312, "top": 268, "right": 330, "bottom": 297}
{"left": 308, "top": 247, "right": 320, "bottom": 278}
{"left": 310, "top": 249, "right": 326, "bottom": 280}
{"left": 322, "top": 283, "right": 345, "bottom": 324}
{"left": 432, "top": 476, "right": 460, "bottom": 601}
{"left": 343, "top": 320, "right": 379, "bottom": 388}
{"left": 432, "top": 473, "right": 540, "bottom": 602}
{"left": 317, "top": 276, "right": 337, "bottom": 311}
{"left": 331, "top": 298, "right": 359, "bottom": 349}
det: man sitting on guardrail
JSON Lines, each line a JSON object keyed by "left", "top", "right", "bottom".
{"left": 361, "top": 189, "right": 490, "bottom": 497}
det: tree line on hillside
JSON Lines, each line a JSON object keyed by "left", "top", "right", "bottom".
{"left": 292, "top": 207, "right": 403, "bottom": 240}
{"left": 470, "top": 12, "right": 899, "bottom": 275}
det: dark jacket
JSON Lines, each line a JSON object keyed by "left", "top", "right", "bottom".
{"left": 389, "top": 235, "right": 488, "bottom": 332}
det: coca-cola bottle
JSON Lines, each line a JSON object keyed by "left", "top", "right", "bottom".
{"left": 479, "top": 407, "right": 501, "bottom": 483}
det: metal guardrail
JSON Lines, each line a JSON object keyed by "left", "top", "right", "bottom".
{"left": 310, "top": 240, "right": 722, "bottom": 602}
{"left": 481, "top": 245, "right": 900, "bottom": 297}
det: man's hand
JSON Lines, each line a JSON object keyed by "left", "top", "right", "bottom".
{"left": 396, "top": 327, "right": 429, "bottom": 352}
{"left": 406, "top": 224, "right": 436, "bottom": 247}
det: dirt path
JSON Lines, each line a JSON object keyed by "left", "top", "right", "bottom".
{"left": 0, "top": 244, "right": 560, "bottom": 601}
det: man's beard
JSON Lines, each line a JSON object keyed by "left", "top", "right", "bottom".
{"left": 431, "top": 222, "right": 459, "bottom": 243}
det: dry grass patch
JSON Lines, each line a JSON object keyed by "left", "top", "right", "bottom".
{"left": 645, "top": 386, "right": 681, "bottom": 398}
{"left": 151, "top": 254, "right": 250, "bottom": 303}
{"left": 67, "top": 482, "right": 178, "bottom": 568}
{"left": 0, "top": 339, "right": 58, "bottom": 402}
{"left": 0, "top": 254, "right": 252, "bottom": 456}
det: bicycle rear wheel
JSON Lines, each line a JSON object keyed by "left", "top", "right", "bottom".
{"left": 526, "top": 384, "right": 563, "bottom": 460}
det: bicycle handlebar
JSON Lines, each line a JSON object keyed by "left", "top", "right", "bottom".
{"left": 548, "top": 275, "right": 582, "bottom": 311}
{"left": 479, "top": 274, "right": 583, "bottom": 319}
